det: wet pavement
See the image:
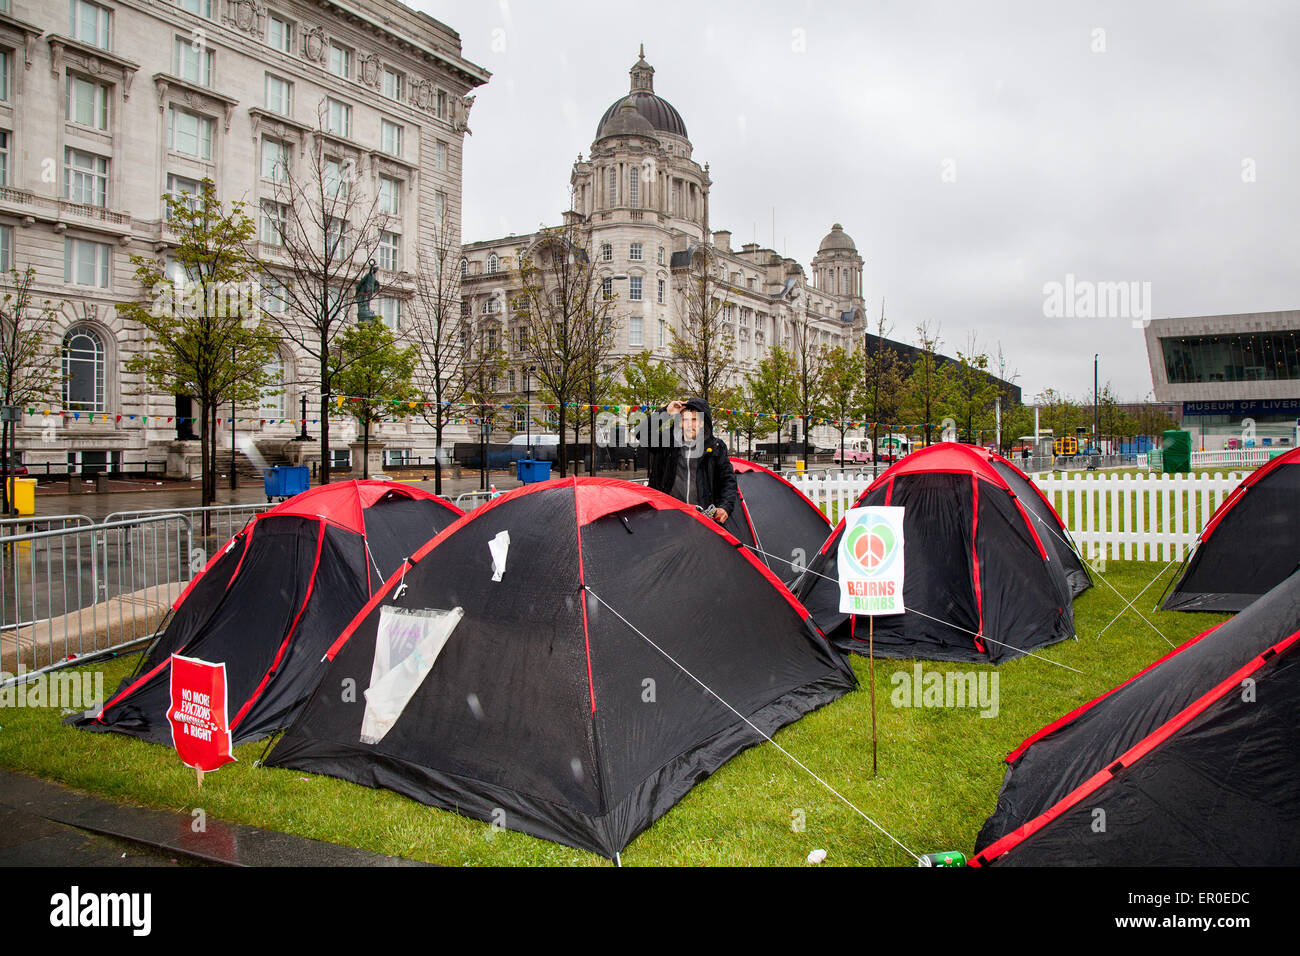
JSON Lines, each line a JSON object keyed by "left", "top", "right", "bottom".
{"left": 0, "top": 769, "right": 427, "bottom": 866}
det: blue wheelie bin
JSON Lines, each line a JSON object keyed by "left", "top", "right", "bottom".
{"left": 516, "top": 459, "right": 551, "bottom": 484}
{"left": 265, "top": 465, "right": 310, "bottom": 501}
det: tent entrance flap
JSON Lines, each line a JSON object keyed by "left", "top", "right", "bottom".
{"left": 361, "top": 606, "right": 464, "bottom": 745}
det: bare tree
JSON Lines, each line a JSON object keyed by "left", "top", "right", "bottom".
{"left": 252, "top": 104, "right": 393, "bottom": 484}
{"left": 789, "top": 311, "right": 829, "bottom": 463}
{"left": 512, "top": 222, "right": 619, "bottom": 477}
{"left": 0, "top": 267, "right": 61, "bottom": 512}
{"left": 669, "top": 244, "right": 736, "bottom": 405}
{"left": 407, "top": 210, "right": 470, "bottom": 494}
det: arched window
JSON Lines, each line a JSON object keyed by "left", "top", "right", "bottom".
{"left": 487, "top": 253, "right": 498, "bottom": 274}
{"left": 260, "top": 353, "right": 286, "bottom": 417}
{"left": 459, "top": 257, "right": 468, "bottom": 277}
{"left": 62, "top": 325, "right": 106, "bottom": 412}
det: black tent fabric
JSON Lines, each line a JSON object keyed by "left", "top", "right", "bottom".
{"left": 794, "top": 444, "right": 1088, "bottom": 664}
{"left": 973, "top": 569, "right": 1300, "bottom": 866}
{"left": 1162, "top": 447, "right": 1300, "bottom": 612}
{"left": 724, "top": 458, "right": 832, "bottom": 584}
{"left": 72, "top": 481, "right": 462, "bottom": 745}
{"left": 267, "top": 477, "right": 855, "bottom": 859}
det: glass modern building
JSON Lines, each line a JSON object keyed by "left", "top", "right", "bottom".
{"left": 1145, "top": 311, "right": 1300, "bottom": 450}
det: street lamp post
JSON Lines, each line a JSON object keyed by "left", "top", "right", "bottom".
{"left": 525, "top": 365, "right": 536, "bottom": 459}
{"left": 296, "top": 393, "right": 311, "bottom": 441}
{"left": 230, "top": 345, "right": 237, "bottom": 492}
{"left": 479, "top": 417, "right": 489, "bottom": 492}
{"left": 1094, "top": 353, "right": 1099, "bottom": 452}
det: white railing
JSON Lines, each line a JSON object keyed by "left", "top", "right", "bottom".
{"left": 790, "top": 470, "right": 1248, "bottom": 562}
{"left": 1144, "top": 448, "right": 1280, "bottom": 470}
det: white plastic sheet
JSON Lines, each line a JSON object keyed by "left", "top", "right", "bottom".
{"left": 360, "top": 605, "right": 464, "bottom": 745}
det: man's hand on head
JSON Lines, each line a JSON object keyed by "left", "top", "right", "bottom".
{"left": 665, "top": 400, "right": 686, "bottom": 416}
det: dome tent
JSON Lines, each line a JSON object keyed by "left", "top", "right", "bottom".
{"left": 724, "top": 458, "right": 833, "bottom": 585}
{"left": 267, "top": 477, "right": 855, "bottom": 859}
{"left": 1162, "top": 446, "right": 1300, "bottom": 612}
{"left": 73, "top": 481, "right": 463, "bottom": 745}
{"left": 793, "top": 444, "right": 1090, "bottom": 664}
{"left": 973, "top": 569, "right": 1300, "bottom": 866}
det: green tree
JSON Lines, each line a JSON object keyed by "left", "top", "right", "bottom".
{"left": 943, "top": 336, "right": 999, "bottom": 444}
{"left": 1034, "top": 388, "right": 1085, "bottom": 442}
{"left": 863, "top": 314, "right": 905, "bottom": 476}
{"left": 818, "top": 344, "right": 865, "bottom": 464}
{"left": 748, "top": 346, "right": 799, "bottom": 470}
{"left": 902, "top": 320, "right": 950, "bottom": 447}
{"left": 670, "top": 244, "right": 736, "bottom": 405}
{"left": 789, "top": 313, "right": 828, "bottom": 462}
{"left": 714, "top": 382, "right": 764, "bottom": 458}
{"left": 0, "top": 267, "right": 61, "bottom": 513}
{"left": 333, "top": 318, "right": 417, "bottom": 479}
{"left": 614, "top": 350, "right": 681, "bottom": 411}
{"left": 119, "top": 179, "right": 279, "bottom": 508}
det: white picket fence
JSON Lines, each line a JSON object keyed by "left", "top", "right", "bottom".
{"left": 789, "top": 470, "right": 1247, "bottom": 562}
{"left": 1144, "top": 448, "right": 1279, "bottom": 469}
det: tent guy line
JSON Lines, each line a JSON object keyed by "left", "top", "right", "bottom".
{"left": 774, "top": 552, "right": 1086, "bottom": 674}
{"left": 1021, "top": 508, "right": 1175, "bottom": 648}
{"left": 582, "top": 585, "right": 922, "bottom": 863}
{"left": 1093, "top": 559, "right": 1181, "bottom": 643}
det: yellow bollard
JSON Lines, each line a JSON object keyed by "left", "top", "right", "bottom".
{"left": 6, "top": 477, "right": 35, "bottom": 515}
{"left": 795, "top": 460, "right": 806, "bottom": 474}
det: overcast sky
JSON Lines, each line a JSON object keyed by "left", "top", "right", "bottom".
{"left": 416, "top": 0, "right": 1299, "bottom": 403}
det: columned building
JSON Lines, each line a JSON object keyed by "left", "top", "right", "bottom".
{"left": 460, "top": 49, "right": 869, "bottom": 449}
{"left": 2, "top": 0, "right": 486, "bottom": 474}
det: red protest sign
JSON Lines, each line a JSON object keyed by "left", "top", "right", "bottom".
{"left": 168, "top": 654, "right": 236, "bottom": 774}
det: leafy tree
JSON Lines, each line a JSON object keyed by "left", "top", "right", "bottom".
{"left": 747, "top": 346, "right": 799, "bottom": 470}
{"left": 789, "top": 313, "right": 828, "bottom": 462}
{"left": 943, "top": 335, "right": 999, "bottom": 444}
{"left": 1034, "top": 388, "right": 1085, "bottom": 441}
{"left": 0, "top": 267, "right": 61, "bottom": 513}
{"left": 333, "top": 319, "right": 417, "bottom": 479}
{"left": 902, "top": 320, "right": 950, "bottom": 447}
{"left": 863, "top": 313, "right": 905, "bottom": 476}
{"left": 118, "top": 179, "right": 279, "bottom": 508}
{"left": 615, "top": 350, "right": 681, "bottom": 411}
{"left": 818, "top": 344, "right": 865, "bottom": 464}
{"left": 714, "top": 382, "right": 764, "bottom": 458}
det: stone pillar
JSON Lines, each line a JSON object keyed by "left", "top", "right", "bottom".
{"left": 165, "top": 440, "right": 203, "bottom": 479}
{"left": 349, "top": 440, "right": 386, "bottom": 478}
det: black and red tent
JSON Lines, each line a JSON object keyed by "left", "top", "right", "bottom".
{"left": 973, "top": 569, "right": 1300, "bottom": 866}
{"left": 1162, "top": 446, "right": 1300, "bottom": 612}
{"left": 723, "top": 458, "right": 832, "bottom": 583}
{"left": 267, "top": 476, "right": 855, "bottom": 859}
{"left": 74, "top": 481, "right": 463, "bottom": 745}
{"left": 794, "top": 443, "right": 1090, "bottom": 664}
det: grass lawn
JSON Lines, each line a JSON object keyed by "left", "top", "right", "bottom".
{"left": 0, "top": 560, "right": 1225, "bottom": 866}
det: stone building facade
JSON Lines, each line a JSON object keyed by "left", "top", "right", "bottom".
{"left": 1, "top": 0, "right": 486, "bottom": 475}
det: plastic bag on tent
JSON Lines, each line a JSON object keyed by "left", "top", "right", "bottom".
{"left": 360, "top": 606, "right": 464, "bottom": 745}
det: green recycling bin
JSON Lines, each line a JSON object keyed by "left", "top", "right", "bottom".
{"left": 1161, "top": 429, "right": 1191, "bottom": 474}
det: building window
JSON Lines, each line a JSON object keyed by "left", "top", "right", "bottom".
{"left": 267, "top": 16, "right": 292, "bottom": 53}
{"left": 381, "top": 67, "right": 403, "bottom": 101}
{"left": 0, "top": 224, "right": 11, "bottom": 272}
{"left": 265, "top": 74, "right": 292, "bottom": 115}
{"left": 380, "top": 119, "right": 402, "bottom": 157}
{"left": 376, "top": 296, "right": 400, "bottom": 330}
{"left": 324, "top": 157, "right": 349, "bottom": 199}
{"left": 174, "top": 34, "right": 214, "bottom": 87}
{"left": 629, "top": 316, "right": 643, "bottom": 347}
{"left": 435, "top": 88, "right": 447, "bottom": 120}
{"left": 64, "top": 148, "right": 108, "bottom": 207}
{"left": 657, "top": 245, "right": 664, "bottom": 265}
{"left": 628, "top": 169, "right": 639, "bottom": 208}
{"left": 459, "top": 258, "right": 467, "bottom": 278}
{"left": 602, "top": 277, "right": 613, "bottom": 300}
{"left": 325, "top": 98, "right": 350, "bottom": 137}
{"left": 62, "top": 325, "right": 107, "bottom": 412}
{"left": 487, "top": 253, "right": 498, "bottom": 274}
{"left": 600, "top": 243, "right": 612, "bottom": 262}
{"left": 165, "top": 174, "right": 203, "bottom": 220}
{"left": 434, "top": 190, "right": 446, "bottom": 222}
{"left": 607, "top": 169, "right": 617, "bottom": 206}
{"left": 328, "top": 42, "right": 351, "bottom": 80}
{"left": 64, "top": 238, "right": 110, "bottom": 288}
{"left": 259, "top": 353, "right": 284, "bottom": 416}
{"left": 657, "top": 279, "right": 665, "bottom": 304}
{"left": 261, "top": 276, "right": 287, "bottom": 313}
{"left": 178, "top": 0, "right": 212, "bottom": 16}
{"left": 325, "top": 217, "right": 348, "bottom": 257}
{"left": 435, "top": 140, "right": 447, "bottom": 170}
{"left": 629, "top": 276, "right": 642, "bottom": 301}
{"left": 0, "top": 130, "right": 9, "bottom": 186}
{"left": 658, "top": 319, "right": 666, "bottom": 348}
{"left": 377, "top": 230, "right": 399, "bottom": 271}
{"left": 69, "top": 0, "right": 111, "bottom": 50}
{"left": 169, "top": 106, "right": 214, "bottom": 160}
{"left": 629, "top": 242, "right": 642, "bottom": 261}
{"left": 260, "top": 200, "right": 287, "bottom": 245}
{"left": 378, "top": 175, "right": 400, "bottom": 216}
{"left": 260, "top": 138, "right": 289, "bottom": 181}
{"left": 0, "top": 49, "right": 10, "bottom": 102}
{"left": 67, "top": 75, "right": 110, "bottom": 130}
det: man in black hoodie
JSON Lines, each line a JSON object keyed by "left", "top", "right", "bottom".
{"left": 641, "top": 397, "right": 738, "bottom": 525}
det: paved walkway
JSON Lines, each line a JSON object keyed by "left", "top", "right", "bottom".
{"left": 0, "top": 769, "right": 427, "bottom": 867}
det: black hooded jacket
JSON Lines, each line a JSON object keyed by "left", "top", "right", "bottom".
{"left": 641, "top": 398, "right": 739, "bottom": 515}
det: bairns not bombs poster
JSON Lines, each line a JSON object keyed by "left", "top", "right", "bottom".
{"left": 838, "top": 506, "right": 905, "bottom": 616}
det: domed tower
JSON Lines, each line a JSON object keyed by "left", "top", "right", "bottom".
{"left": 569, "top": 46, "right": 710, "bottom": 239}
{"left": 810, "top": 223, "right": 865, "bottom": 318}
